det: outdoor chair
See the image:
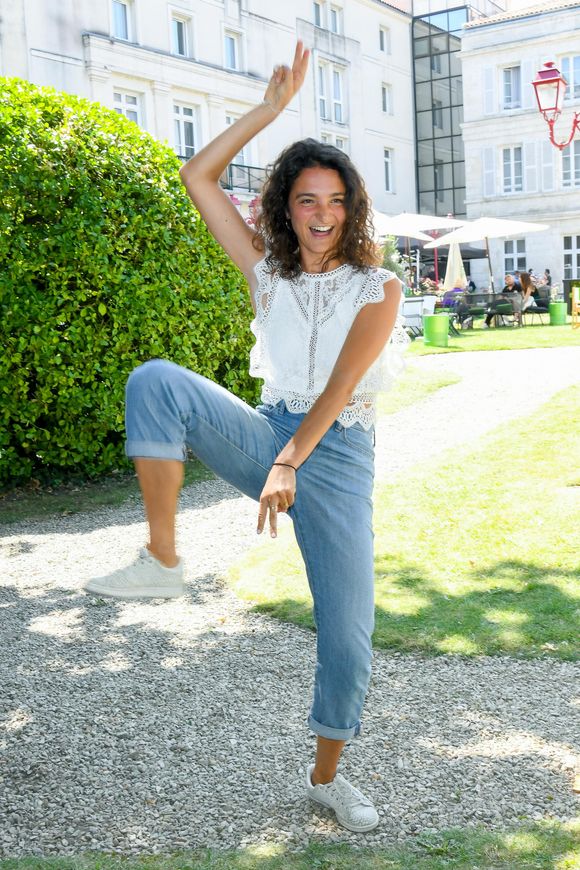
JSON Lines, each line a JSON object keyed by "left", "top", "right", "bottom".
{"left": 493, "top": 301, "right": 517, "bottom": 327}
{"left": 401, "top": 297, "right": 424, "bottom": 337}
{"left": 522, "top": 287, "right": 550, "bottom": 326}
{"left": 421, "top": 295, "right": 437, "bottom": 317}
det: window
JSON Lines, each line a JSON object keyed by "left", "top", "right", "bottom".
{"left": 318, "top": 64, "right": 328, "bottom": 119}
{"left": 384, "top": 148, "right": 393, "bottom": 192}
{"left": 563, "top": 141, "right": 580, "bottom": 188}
{"left": 382, "top": 83, "right": 392, "bottom": 114}
{"left": 113, "top": 91, "right": 141, "bottom": 124}
{"left": 504, "top": 239, "right": 526, "bottom": 273}
{"left": 431, "top": 53, "right": 442, "bottom": 74}
{"left": 320, "top": 132, "right": 347, "bottom": 150}
{"left": 112, "top": 0, "right": 131, "bottom": 40}
{"left": 503, "top": 66, "right": 521, "bottom": 109}
{"left": 226, "top": 114, "right": 249, "bottom": 165}
{"left": 172, "top": 17, "right": 189, "bottom": 57}
{"left": 379, "top": 27, "right": 391, "bottom": 54}
{"left": 502, "top": 146, "right": 523, "bottom": 193}
{"left": 174, "top": 104, "right": 196, "bottom": 160}
{"left": 330, "top": 6, "right": 342, "bottom": 34}
{"left": 313, "top": 1, "right": 323, "bottom": 27}
{"left": 561, "top": 55, "right": 580, "bottom": 101}
{"left": 432, "top": 99, "right": 443, "bottom": 129}
{"left": 434, "top": 159, "right": 444, "bottom": 201}
{"left": 224, "top": 31, "right": 240, "bottom": 70}
{"left": 318, "top": 64, "right": 346, "bottom": 123}
{"left": 332, "top": 69, "right": 343, "bottom": 122}
{"left": 563, "top": 235, "right": 580, "bottom": 279}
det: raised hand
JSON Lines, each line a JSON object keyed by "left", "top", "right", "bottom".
{"left": 263, "top": 41, "right": 310, "bottom": 116}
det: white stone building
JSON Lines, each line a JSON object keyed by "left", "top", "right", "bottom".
{"left": 0, "top": 0, "right": 417, "bottom": 214}
{"left": 460, "top": 0, "right": 580, "bottom": 292}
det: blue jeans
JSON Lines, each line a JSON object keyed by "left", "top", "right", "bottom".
{"left": 125, "top": 359, "right": 375, "bottom": 741}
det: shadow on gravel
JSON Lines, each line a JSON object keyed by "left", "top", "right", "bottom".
{"left": 1, "top": 569, "right": 579, "bottom": 857}
{"left": 0, "top": 481, "right": 246, "bottom": 538}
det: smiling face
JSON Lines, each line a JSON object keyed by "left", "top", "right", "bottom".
{"left": 287, "top": 166, "right": 347, "bottom": 273}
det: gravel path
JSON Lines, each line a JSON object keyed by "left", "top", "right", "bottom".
{"left": 1, "top": 346, "right": 579, "bottom": 857}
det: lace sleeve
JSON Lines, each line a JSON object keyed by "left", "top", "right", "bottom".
{"left": 353, "top": 268, "right": 399, "bottom": 312}
{"left": 252, "top": 256, "right": 277, "bottom": 323}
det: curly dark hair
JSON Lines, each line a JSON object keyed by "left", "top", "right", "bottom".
{"left": 253, "top": 138, "right": 380, "bottom": 278}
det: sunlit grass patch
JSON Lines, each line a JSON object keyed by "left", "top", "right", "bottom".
{"left": 0, "top": 820, "right": 578, "bottom": 868}
{"left": 407, "top": 321, "right": 580, "bottom": 355}
{"left": 230, "top": 385, "right": 580, "bottom": 661}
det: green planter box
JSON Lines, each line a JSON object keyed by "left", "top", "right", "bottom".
{"left": 423, "top": 313, "right": 449, "bottom": 347}
{"left": 549, "top": 301, "right": 567, "bottom": 325}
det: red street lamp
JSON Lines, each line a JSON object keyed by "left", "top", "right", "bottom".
{"left": 532, "top": 61, "right": 580, "bottom": 150}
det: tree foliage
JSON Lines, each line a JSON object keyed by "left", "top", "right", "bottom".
{"left": 0, "top": 77, "right": 258, "bottom": 487}
{"left": 382, "top": 235, "right": 405, "bottom": 280}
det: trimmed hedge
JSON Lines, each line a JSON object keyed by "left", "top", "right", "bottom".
{"left": 0, "top": 77, "right": 259, "bottom": 488}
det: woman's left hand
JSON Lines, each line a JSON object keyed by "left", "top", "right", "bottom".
{"left": 263, "top": 41, "right": 310, "bottom": 116}
{"left": 257, "top": 466, "right": 296, "bottom": 538}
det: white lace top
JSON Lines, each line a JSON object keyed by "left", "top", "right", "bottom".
{"left": 249, "top": 258, "right": 409, "bottom": 430}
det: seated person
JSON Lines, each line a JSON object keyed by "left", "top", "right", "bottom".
{"left": 441, "top": 280, "right": 466, "bottom": 308}
{"left": 483, "top": 273, "right": 521, "bottom": 327}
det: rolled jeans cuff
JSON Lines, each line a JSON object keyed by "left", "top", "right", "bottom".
{"left": 308, "top": 715, "right": 361, "bottom": 741}
{"left": 125, "top": 440, "right": 187, "bottom": 461}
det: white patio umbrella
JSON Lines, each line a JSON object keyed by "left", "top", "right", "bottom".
{"left": 443, "top": 242, "right": 467, "bottom": 292}
{"left": 371, "top": 209, "right": 432, "bottom": 242}
{"left": 424, "top": 217, "right": 550, "bottom": 292}
{"left": 372, "top": 211, "right": 466, "bottom": 286}
{"left": 379, "top": 212, "right": 465, "bottom": 235}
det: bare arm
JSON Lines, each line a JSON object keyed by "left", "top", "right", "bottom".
{"left": 257, "top": 276, "right": 402, "bottom": 535}
{"left": 179, "top": 42, "right": 310, "bottom": 308}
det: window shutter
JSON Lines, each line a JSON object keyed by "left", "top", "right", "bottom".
{"left": 521, "top": 60, "right": 535, "bottom": 109}
{"left": 541, "top": 141, "right": 555, "bottom": 191}
{"left": 483, "top": 67, "right": 495, "bottom": 115}
{"left": 524, "top": 141, "right": 538, "bottom": 192}
{"left": 483, "top": 147, "right": 495, "bottom": 196}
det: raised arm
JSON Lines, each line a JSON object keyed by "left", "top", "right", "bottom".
{"left": 179, "top": 42, "right": 310, "bottom": 305}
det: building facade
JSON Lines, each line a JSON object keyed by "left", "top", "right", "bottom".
{"left": 0, "top": 0, "right": 417, "bottom": 214}
{"left": 460, "top": 0, "right": 580, "bottom": 290}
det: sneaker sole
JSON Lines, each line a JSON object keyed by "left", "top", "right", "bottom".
{"left": 308, "top": 793, "right": 379, "bottom": 833}
{"left": 84, "top": 582, "right": 184, "bottom": 600}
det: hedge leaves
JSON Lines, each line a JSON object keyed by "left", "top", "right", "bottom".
{"left": 0, "top": 78, "right": 258, "bottom": 487}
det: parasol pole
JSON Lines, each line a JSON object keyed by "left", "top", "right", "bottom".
{"left": 484, "top": 236, "right": 495, "bottom": 293}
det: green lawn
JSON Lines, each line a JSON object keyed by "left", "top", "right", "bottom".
{"left": 0, "top": 821, "right": 578, "bottom": 869}
{"left": 230, "top": 384, "right": 580, "bottom": 661}
{"left": 407, "top": 322, "right": 580, "bottom": 355}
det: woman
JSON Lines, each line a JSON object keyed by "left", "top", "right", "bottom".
{"left": 520, "top": 271, "right": 537, "bottom": 318}
{"left": 86, "top": 42, "right": 405, "bottom": 832}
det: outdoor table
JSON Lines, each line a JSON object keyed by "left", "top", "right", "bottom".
{"left": 423, "top": 313, "right": 449, "bottom": 347}
{"left": 549, "top": 301, "right": 567, "bottom": 325}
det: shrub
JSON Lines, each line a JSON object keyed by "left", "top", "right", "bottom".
{"left": 0, "top": 77, "right": 259, "bottom": 488}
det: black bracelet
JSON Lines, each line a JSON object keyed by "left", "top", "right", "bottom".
{"left": 273, "top": 462, "right": 297, "bottom": 472}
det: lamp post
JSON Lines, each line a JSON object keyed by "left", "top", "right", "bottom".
{"left": 532, "top": 62, "right": 580, "bottom": 150}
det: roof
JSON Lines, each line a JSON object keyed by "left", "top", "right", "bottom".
{"left": 465, "top": 0, "right": 580, "bottom": 28}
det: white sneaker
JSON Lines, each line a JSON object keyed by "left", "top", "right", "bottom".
{"left": 306, "top": 764, "right": 379, "bottom": 832}
{"left": 85, "top": 548, "right": 184, "bottom": 599}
